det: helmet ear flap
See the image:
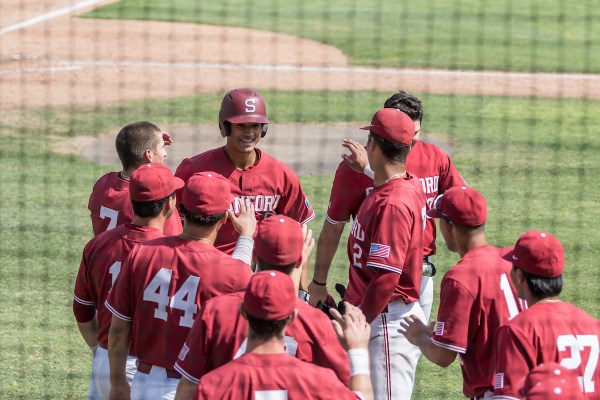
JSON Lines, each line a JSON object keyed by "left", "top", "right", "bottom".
{"left": 260, "top": 123, "right": 268, "bottom": 138}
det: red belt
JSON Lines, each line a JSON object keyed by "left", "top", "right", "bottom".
{"left": 137, "top": 361, "right": 181, "bottom": 379}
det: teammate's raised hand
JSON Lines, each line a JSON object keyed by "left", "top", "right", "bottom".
{"left": 399, "top": 314, "right": 435, "bottom": 347}
{"left": 330, "top": 302, "right": 370, "bottom": 350}
{"left": 300, "top": 224, "right": 315, "bottom": 271}
{"left": 228, "top": 198, "right": 256, "bottom": 237}
{"left": 341, "top": 138, "right": 369, "bottom": 173}
{"left": 162, "top": 131, "right": 173, "bottom": 146}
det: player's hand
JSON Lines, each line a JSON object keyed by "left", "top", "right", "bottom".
{"left": 399, "top": 314, "right": 435, "bottom": 347}
{"left": 330, "top": 302, "right": 370, "bottom": 350}
{"left": 228, "top": 198, "right": 256, "bottom": 237}
{"left": 342, "top": 139, "right": 368, "bottom": 173}
{"left": 300, "top": 224, "right": 315, "bottom": 271}
{"left": 109, "top": 380, "right": 130, "bottom": 400}
{"left": 162, "top": 132, "right": 173, "bottom": 146}
{"left": 308, "top": 280, "right": 329, "bottom": 307}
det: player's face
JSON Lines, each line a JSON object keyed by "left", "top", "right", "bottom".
{"left": 412, "top": 120, "right": 421, "bottom": 143}
{"left": 510, "top": 266, "right": 526, "bottom": 300}
{"left": 149, "top": 132, "right": 167, "bottom": 164}
{"left": 226, "top": 123, "right": 262, "bottom": 155}
{"left": 439, "top": 218, "right": 457, "bottom": 252}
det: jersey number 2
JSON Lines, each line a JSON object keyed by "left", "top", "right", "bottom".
{"left": 143, "top": 268, "right": 200, "bottom": 328}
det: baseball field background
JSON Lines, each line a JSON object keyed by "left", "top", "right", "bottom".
{"left": 1, "top": 0, "right": 599, "bottom": 398}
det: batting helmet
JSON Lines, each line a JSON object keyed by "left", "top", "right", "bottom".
{"left": 219, "top": 88, "right": 269, "bottom": 137}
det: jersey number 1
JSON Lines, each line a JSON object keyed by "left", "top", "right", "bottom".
{"left": 143, "top": 268, "right": 200, "bottom": 328}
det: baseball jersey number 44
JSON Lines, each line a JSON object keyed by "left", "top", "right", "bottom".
{"left": 143, "top": 268, "right": 200, "bottom": 328}
{"left": 558, "top": 334, "right": 599, "bottom": 393}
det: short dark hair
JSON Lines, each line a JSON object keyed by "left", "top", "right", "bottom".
{"left": 131, "top": 193, "right": 173, "bottom": 218}
{"left": 178, "top": 204, "right": 226, "bottom": 226}
{"left": 246, "top": 312, "right": 293, "bottom": 341}
{"left": 517, "top": 267, "right": 563, "bottom": 298}
{"left": 115, "top": 121, "right": 161, "bottom": 170}
{"left": 384, "top": 91, "right": 423, "bottom": 122}
{"left": 369, "top": 133, "right": 411, "bottom": 163}
{"left": 256, "top": 259, "right": 297, "bottom": 276}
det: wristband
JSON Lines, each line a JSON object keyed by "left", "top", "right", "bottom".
{"left": 298, "top": 289, "right": 310, "bottom": 303}
{"left": 347, "top": 348, "right": 370, "bottom": 376}
{"left": 311, "top": 278, "right": 327, "bottom": 287}
{"left": 363, "top": 165, "right": 375, "bottom": 179}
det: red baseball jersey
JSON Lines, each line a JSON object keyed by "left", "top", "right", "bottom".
{"left": 73, "top": 224, "right": 163, "bottom": 348}
{"left": 88, "top": 172, "right": 182, "bottom": 237}
{"left": 105, "top": 236, "right": 253, "bottom": 369}
{"left": 493, "top": 301, "right": 600, "bottom": 400}
{"left": 431, "top": 245, "right": 523, "bottom": 398}
{"left": 194, "top": 353, "right": 360, "bottom": 400}
{"left": 327, "top": 140, "right": 465, "bottom": 257}
{"left": 175, "top": 148, "right": 315, "bottom": 254}
{"left": 344, "top": 174, "right": 426, "bottom": 306}
{"left": 174, "top": 291, "right": 350, "bottom": 385}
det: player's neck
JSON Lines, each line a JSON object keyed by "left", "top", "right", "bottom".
{"left": 181, "top": 224, "right": 218, "bottom": 244}
{"left": 528, "top": 295, "right": 561, "bottom": 306}
{"left": 131, "top": 215, "right": 167, "bottom": 232}
{"left": 224, "top": 146, "right": 257, "bottom": 169}
{"left": 246, "top": 335, "right": 286, "bottom": 355}
{"left": 373, "top": 163, "right": 407, "bottom": 187}
{"left": 457, "top": 233, "right": 487, "bottom": 257}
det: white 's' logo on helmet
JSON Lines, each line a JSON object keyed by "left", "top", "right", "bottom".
{"left": 245, "top": 98, "right": 256, "bottom": 113}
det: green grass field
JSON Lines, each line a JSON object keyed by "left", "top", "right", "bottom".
{"left": 1, "top": 90, "right": 598, "bottom": 398}
{"left": 83, "top": 0, "right": 600, "bottom": 73}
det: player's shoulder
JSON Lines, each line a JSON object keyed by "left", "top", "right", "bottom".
{"left": 257, "top": 150, "right": 297, "bottom": 175}
{"left": 296, "top": 300, "right": 332, "bottom": 323}
{"left": 205, "top": 291, "right": 245, "bottom": 312}
{"left": 180, "top": 147, "right": 224, "bottom": 168}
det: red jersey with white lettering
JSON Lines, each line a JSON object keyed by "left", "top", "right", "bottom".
{"left": 431, "top": 245, "right": 523, "bottom": 398}
{"left": 105, "top": 236, "right": 252, "bottom": 369}
{"left": 327, "top": 140, "right": 465, "bottom": 256}
{"left": 88, "top": 172, "right": 182, "bottom": 236}
{"left": 175, "top": 148, "right": 315, "bottom": 254}
{"left": 175, "top": 291, "right": 350, "bottom": 385}
{"left": 194, "top": 353, "right": 360, "bottom": 400}
{"left": 345, "top": 174, "right": 426, "bottom": 306}
{"left": 493, "top": 301, "right": 600, "bottom": 400}
{"left": 73, "top": 224, "right": 163, "bottom": 348}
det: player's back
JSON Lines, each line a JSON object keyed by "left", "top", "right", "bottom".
{"left": 74, "top": 223, "right": 163, "bottom": 348}
{"left": 195, "top": 353, "right": 358, "bottom": 400}
{"left": 176, "top": 293, "right": 349, "bottom": 385}
{"left": 88, "top": 171, "right": 182, "bottom": 236}
{"left": 108, "top": 236, "right": 252, "bottom": 370}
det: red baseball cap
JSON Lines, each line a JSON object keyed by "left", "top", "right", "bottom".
{"left": 181, "top": 172, "right": 233, "bottom": 215}
{"left": 129, "top": 163, "right": 184, "bottom": 202}
{"left": 255, "top": 216, "right": 304, "bottom": 266}
{"left": 426, "top": 186, "right": 487, "bottom": 226}
{"left": 519, "top": 362, "right": 584, "bottom": 399}
{"left": 360, "top": 108, "right": 415, "bottom": 146}
{"left": 502, "top": 230, "right": 565, "bottom": 278}
{"left": 244, "top": 271, "right": 296, "bottom": 320}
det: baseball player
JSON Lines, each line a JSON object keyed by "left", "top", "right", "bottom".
{"left": 493, "top": 231, "right": 600, "bottom": 400}
{"left": 193, "top": 270, "right": 374, "bottom": 400}
{"left": 520, "top": 362, "right": 585, "bottom": 400}
{"left": 174, "top": 215, "right": 349, "bottom": 400}
{"left": 174, "top": 88, "right": 315, "bottom": 256}
{"left": 401, "top": 186, "right": 523, "bottom": 399}
{"left": 73, "top": 162, "right": 183, "bottom": 399}
{"left": 309, "top": 91, "right": 465, "bottom": 324}
{"left": 88, "top": 121, "right": 183, "bottom": 237}
{"left": 339, "top": 108, "right": 427, "bottom": 400}
{"left": 105, "top": 172, "right": 256, "bottom": 400}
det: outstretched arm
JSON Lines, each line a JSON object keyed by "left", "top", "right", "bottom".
{"left": 308, "top": 220, "right": 345, "bottom": 306}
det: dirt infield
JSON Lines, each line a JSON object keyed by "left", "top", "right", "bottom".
{"left": 1, "top": 0, "right": 598, "bottom": 172}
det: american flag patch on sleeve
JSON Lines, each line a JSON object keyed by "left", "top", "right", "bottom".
{"left": 494, "top": 373, "right": 504, "bottom": 389}
{"left": 369, "top": 243, "right": 391, "bottom": 258}
{"left": 178, "top": 344, "right": 190, "bottom": 361}
{"left": 434, "top": 321, "right": 445, "bottom": 336}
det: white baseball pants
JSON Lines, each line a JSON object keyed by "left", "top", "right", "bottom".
{"left": 88, "top": 346, "right": 136, "bottom": 400}
{"left": 130, "top": 365, "right": 180, "bottom": 400}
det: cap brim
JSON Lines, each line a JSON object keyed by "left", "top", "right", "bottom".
{"left": 426, "top": 209, "right": 443, "bottom": 219}
{"left": 500, "top": 246, "right": 516, "bottom": 263}
{"left": 228, "top": 115, "right": 269, "bottom": 124}
{"left": 173, "top": 176, "right": 185, "bottom": 190}
{"left": 359, "top": 125, "right": 373, "bottom": 131}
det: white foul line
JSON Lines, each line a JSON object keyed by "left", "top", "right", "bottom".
{"left": 56, "top": 59, "right": 600, "bottom": 81}
{"left": 0, "top": 0, "right": 106, "bottom": 36}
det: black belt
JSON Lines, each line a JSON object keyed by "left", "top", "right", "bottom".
{"left": 137, "top": 361, "right": 181, "bottom": 379}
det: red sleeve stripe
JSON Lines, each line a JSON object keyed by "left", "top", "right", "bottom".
{"left": 173, "top": 364, "right": 200, "bottom": 384}
{"left": 104, "top": 301, "right": 132, "bottom": 321}
{"left": 73, "top": 295, "right": 95, "bottom": 306}
{"left": 431, "top": 338, "right": 466, "bottom": 354}
{"left": 326, "top": 214, "right": 349, "bottom": 225}
{"left": 366, "top": 262, "right": 402, "bottom": 275}
{"left": 491, "top": 396, "right": 520, "bottom": 400}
